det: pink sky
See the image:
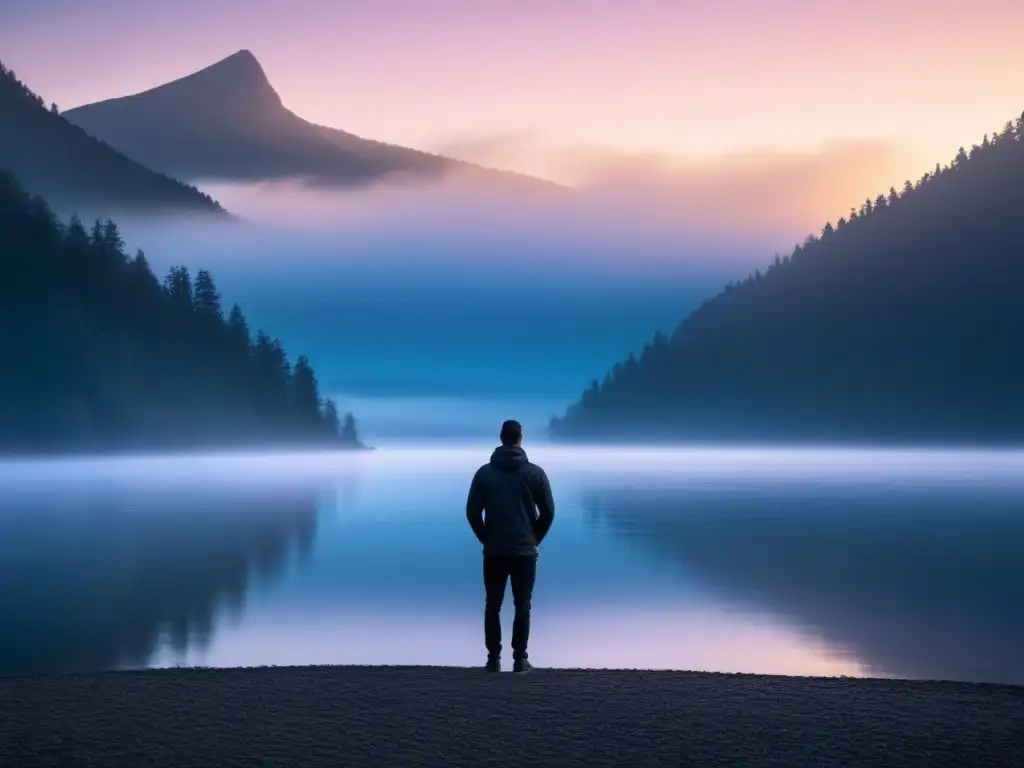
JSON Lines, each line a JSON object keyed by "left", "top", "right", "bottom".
{"left": 1, "top": 0, "right": 1021, "bottom": 174}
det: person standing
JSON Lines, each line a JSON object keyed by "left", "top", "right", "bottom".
{"left": 466, "top": 420, "right": 555, "bottom": 673}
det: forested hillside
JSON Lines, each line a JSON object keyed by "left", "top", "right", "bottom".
{"left": 0, "top": 172, "right": 360, "bottom": 453}
{"left": 551, "top": 112, "right": 1024, "bottom": 443}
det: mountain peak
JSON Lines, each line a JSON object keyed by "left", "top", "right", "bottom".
{"left": 63, "top": 48, "right": 283, "bottom": 118}
{"left": 181, "top": 49, "right": 279, "bottom": 109}
{"left": 63, "top": 49, "right": 562, "bottom": 191}
{"left": 208, "top": 49, "right": 264, "bottom": 78}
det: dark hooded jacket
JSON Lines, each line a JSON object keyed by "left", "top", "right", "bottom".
{"left": 466, "top": 445, "right": 555, "bottom": 556}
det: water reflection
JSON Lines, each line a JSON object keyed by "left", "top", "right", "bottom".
{"left": 2, "top": 448, "right": 1022, "bottom": 683}
{"left": 0, "top": 459, "right": 325, "bottom": 676}
{"left": 584, "top": 480, "right": 1024, "bottom": 684}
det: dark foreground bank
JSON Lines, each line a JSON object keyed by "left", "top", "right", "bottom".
{"left": 2, "top": 666, "right": 1021, "bottom": 767}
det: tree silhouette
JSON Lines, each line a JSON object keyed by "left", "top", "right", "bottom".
{"left": 323, "top": 400, "right": 341, "bottom": 437}
{"left": 192, "top": 269, "right": 222, "bottom": 320}
{"left": 164, "top": 265, "right": 193, "bottom": 312}
{"left": 340, "top": 412, "right": 360, "bottom": 445}
{"left": 291, "top": 356, "right": 324, "bottom": 430}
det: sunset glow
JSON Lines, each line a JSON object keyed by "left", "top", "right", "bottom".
{"left": 1, "top": 0, "right": 1021, "bottom": 176}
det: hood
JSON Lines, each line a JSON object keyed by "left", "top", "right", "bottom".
{"left": 489, "top": 445, "right": 529, "bottom": 472}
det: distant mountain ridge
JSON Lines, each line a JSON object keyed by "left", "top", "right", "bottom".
{"left": 64, "top": 50, "right": 557, "bottom": 191}
{"left": 0, "top": 58, "right": 224, "bottom": 216}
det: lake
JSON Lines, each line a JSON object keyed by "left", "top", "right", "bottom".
{"left": 1, "top": 446, "right": 1022, "bottom": 684}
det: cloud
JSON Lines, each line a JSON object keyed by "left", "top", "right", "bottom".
{"left": 184, "top": 133, "right": 924, "bottom": 270}
{"left": 435, "top": 130, "right": 565, "bottom": 184}
{"left": 437, "top": 134, "right": 926, "bottom": 241}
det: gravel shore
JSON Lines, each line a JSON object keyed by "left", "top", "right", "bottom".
{"left": 2, "top": 665, "right": 1021, "bottom": 767}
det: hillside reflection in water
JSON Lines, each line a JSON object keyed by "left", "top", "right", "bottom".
{"left": 0, "top": 447, "right": 1021, "bottom": 683}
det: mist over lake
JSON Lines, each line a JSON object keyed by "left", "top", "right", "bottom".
{"left": 116, "top": 180, "right": 777, "bottom": 439}
{"left": 2, "top": 446, "right": 1021, "bottom": 683}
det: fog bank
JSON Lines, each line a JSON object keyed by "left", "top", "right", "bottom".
{"left": 107, "top": 142, "right": 926, "bottom": 438}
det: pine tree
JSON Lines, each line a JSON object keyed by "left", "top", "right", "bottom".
{"left": 290, "top": 356, "right": 322, "bottom": 425}
{"left": 226, "top": 304, "right": 251, "bottom": 355}
{"left": 192, "top": 269, "right": 222, "bottom": 319}
{"left": 323, "top": 399, "right": 341, "bottom": 436}
{"left": 163, "top": 266, "right": 193, "bottom": 312}
{"left": 340, "top": 412, "right": 359, "bottom": 445}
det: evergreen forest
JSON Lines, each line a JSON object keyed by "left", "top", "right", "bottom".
{"left": 0, "top": 171, "right": 361, "bottom": 453}
{"left": 551, "top": 111, "right": 1024, "bottom": 443}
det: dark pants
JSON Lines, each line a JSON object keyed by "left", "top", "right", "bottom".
{"left": 483, "top": 554, "right": 537, "bottom": 661}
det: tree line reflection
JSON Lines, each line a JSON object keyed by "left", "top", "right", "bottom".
{"left": 0, "top": 479, "right": 322, "bottom": 676}
{"left": 584, "top": 482, "right": 1024, "bottom": 684}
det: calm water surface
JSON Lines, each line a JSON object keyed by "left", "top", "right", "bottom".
{"left": 1, "top": 446, "right": 1022, "bottom": 684}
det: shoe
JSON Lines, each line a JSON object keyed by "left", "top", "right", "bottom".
{"left": 484, "top": 657, "right": 501, "bottom": 673}
{"left": 513, "top": 658, "right": 532, "bottom": 674}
